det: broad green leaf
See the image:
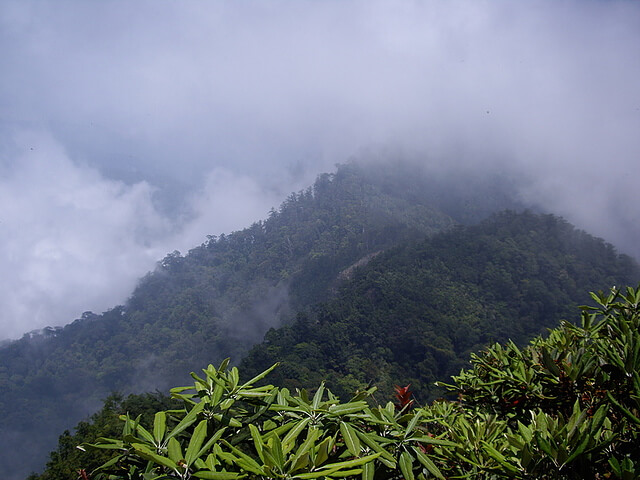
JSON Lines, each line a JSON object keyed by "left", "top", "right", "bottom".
{"left": 296, "top": 468, "right": 364, "bottom": 479}
{"left": 283, "top": 417, "right": 311, "bottom": 454}
{"left": 211, "top": 382, "right": 224, "bottom": 406}
{"left": 355, "top": 431, "right": 395, "bottom": 467}
{"left": 319, "top": 453, "right": 380, "bottom": 470}
{"left": 564, "top": 435, "right": 590, "bottom": 465}
{"left": 170, "top": 386, "right": 193, "bottom": 394}
{"left": 312, "top": 383, "right": 325, "bottom": 410}
{"left": 196, "top": 428, "right": 228, "bottom": 463}
{"left": 132, "top": 442, "right": 178, "bottom": 471}
{"left": 230, "top": 367, "right": 240, "bottom": 389}
{"left": 291, "top": 451, "right": 310, "bottom": 472}
{"left": 295, "top": 469, "right": 341, "bottom": 479}
{"left": 399, "top": 451, "right": 415, "bottom": 480}
{"left": 222, "top": 440, "right": 265, "bottom": 474}
{"left": 166, "top": 401, "right": 205, "bottom": 440}
{"left": 193, "top": 472, "right": 245, "bottom": 480}
{"left": 236, "top": 389, "right": 273, "bottom": 397}
{"left": 361, "top": 460, "right": 374, "bottom": 480}
{"left": 481, "top": 441, "right": 520, "bottom": 475}
{"left": 328, "top": 402, "right": 368, "bottom": 416}
{"left": 405, "top": 410, "right": 422, "bottom": 436}
{"left": 82, "top": 442, "right": 124, "bottom": 451}
{"left": 134, "top": 424, "right": 155, "bottom": 445}
{"left": 96, "top": 455, "right": 121, "bottom": 469}
{"left": 153, "top": 411, "right": 166, "bottom": 445}
{"left": 517, "top": 421, "right": 533, "bottom": 444}
{"left": 269, "top": 433, "right": 285, "bottom": 471}
{"left": 535, "top": 432, "right": 555, "bottom": 460}
{"left": 249, "top": 424, "right": 265, "bottom": 462}
{"left": 589, "top": 404, "right": 609, "bottom": 434}
{"left": 219, "top": 358, "right": 230, "bottom": 372}
{"left": 324, "top": 468, "right": 364, "bottom": 478}
{"left": 212, "top": 412, "right": 242, "bottom": 427}
{"left": 185, "top": 420, "right": 208, "bottom": 466}
{"left": 340, "top": 422, "right": 360, "bottom": 456}
{"left": 240, "top": 362, "right": 280, "bottom": 388}
{"left": 315, "top": 437, "right": 332, "bottom": 466}
{"left": 408, "top": 436, "right": 457, "bottom": 447}
{"left": 412, "top": 447, "right": 445, "bottom": 480}
{"left": 168, "top": 437, "right": 184, "bottom": 463}
{"left": 606, "top": 391, "right": 640, "bottom": 425}
{"left": 290, "top": 427, "right": 320, "bottom": 469}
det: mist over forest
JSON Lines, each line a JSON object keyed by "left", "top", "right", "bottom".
{"left": 1, "top": 1, "right": 640, "bottom": 479}
{"left": 1, "top": 0, "right": 639, "bottom": 340}
{"left": 6, "top": 161, "right": 638, "bottom": 480}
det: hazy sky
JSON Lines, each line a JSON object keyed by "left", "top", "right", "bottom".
{"left": 1, "top": 0, "right": 639, "bottom": 339}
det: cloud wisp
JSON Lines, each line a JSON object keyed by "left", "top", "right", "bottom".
{"left": 1, "top": 0, "right": 639, "bottom": 338}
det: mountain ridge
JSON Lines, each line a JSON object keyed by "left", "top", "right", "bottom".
{"left": 1, "top": 161, "right": 637, "bottom": 479}
{"left": 1, "top": 160, "right": 494, "bottom": 478}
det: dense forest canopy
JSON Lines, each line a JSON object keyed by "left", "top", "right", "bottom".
{"left": 1, "top": 162, "right": 638, "bottom": 479}
{"left": 32, "top": 286, "right": 640, "bottom": 479}
{"left": 241, "top": 210, "right": 639, "bottom": 400}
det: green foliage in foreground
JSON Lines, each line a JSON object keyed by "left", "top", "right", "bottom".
{"left": 85, "top": 286, "right": 640, "bottom": 479}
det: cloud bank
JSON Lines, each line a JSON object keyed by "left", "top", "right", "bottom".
{"left": 1, "top": 0, "right": 639, "bottom": 338}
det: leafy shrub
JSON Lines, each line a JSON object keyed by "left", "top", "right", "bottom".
{"left": 86, "top": 286, "right": 640, "bottom": 479}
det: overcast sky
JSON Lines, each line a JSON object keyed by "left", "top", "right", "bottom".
{"left": 0, "top": 0, "right": 639, "bottom": 340}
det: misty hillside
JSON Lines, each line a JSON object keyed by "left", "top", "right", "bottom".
{"left": 0, "top": 161, "right": 524, "bottom": 478}
{"left": 3, "top": 161, "right": 639, "bottom": 480}
{"left": 241, "top": 210, "right": 639, "bottom": 400}
{"left": 30, "top": 210, "right": 640, "bottom": 480}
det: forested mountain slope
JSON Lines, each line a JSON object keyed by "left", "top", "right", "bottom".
{"left": 241, "top": 210, "right": 640, "bottom": 400}
{"left": 32, "top": 212, "right": 640, "bottom": 479}
{"left": 33, "top": 286, "right": 640, "bottom": 479}
{"left": 1, "top": 161, "right": 523, "bottom": 479}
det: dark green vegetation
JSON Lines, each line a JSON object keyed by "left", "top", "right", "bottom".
{"left": 26, "top": 393, "right": 180, "bottom": 480}
{"left": 1, "top": 161, "right": 524, "bottom": 479}
{"left": 3, "top": 161, "right": 639, "bottom": 479}
{"left": 45, "top": 286, "right": 640, "bottom": 479}
{"left": 241, "top": 210, "right": 639, "bottom": 401}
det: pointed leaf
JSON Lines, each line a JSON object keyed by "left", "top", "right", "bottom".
{"left": 153, "top": 411, "right": 166, "bottom": 445}
{"left": 405, "top": 410, "right": 422, "bottom": 436}
{"left": 312, "top": 383, "right": 325, "bottom": 410}
{"left": 240, "top": 362, "right": 280, "bottom": 389}
{"left": 340, "top": 422, "right": 360, "bottom": 456}
{"left": 193, "top": 472, "right": 244, "bottom": 480}
{"left": 166, "top": 401, "right": 205, "bottom": 440}
{"left": 185, "top": 420, "right": 208, "bottom": 466}
{"left": 249, "top": 424, "right": 265, "bottom": 463}
{"left": 399, "top": 451, "right": 415, "bottom": 480}
{"left": 290, "top": 427, "right": 320, "bottom": 469}
{"left": 134, "top": 424, "right": 155, "bottom": 445}
{"left": 328, "top": 402, "right": 369, "bottom": 416}
{"left": 196, "top": 427, "right": 227, "bottom": 461}
{"left": 283, "top": 417, "right": 311, "bottom": 454}
{"left": 319, "top": 453, "right": 380, "bottom": 470}
{"left": 132, "top": 442, "right": 178, "bottom": 471}
{"left": 269, "top": 433, "right": 285, "bottom": 470}
{"left": 412, "top": 447, "right": 445, "bottom": 480}
{"left": 168, "top": 437, "right": 184, "bottom": 463}
{"left": 362, "top": 460, "right": 374, "bottom": 480}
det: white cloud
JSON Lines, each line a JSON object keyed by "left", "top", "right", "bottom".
{"left": 0, "top": 131, "right": 172, "bottom": 338}
{"left": 0, "top": 132, "right": 288, "bottom": 339}
{"left": 176, "top": 168, "right": 288, "bottom": 252}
